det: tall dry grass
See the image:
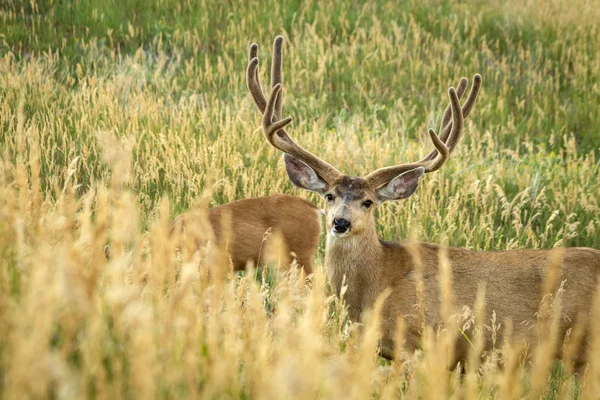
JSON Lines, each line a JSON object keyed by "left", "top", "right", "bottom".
{"left": 1, "top": 0, "right": 600, "bottom": 397}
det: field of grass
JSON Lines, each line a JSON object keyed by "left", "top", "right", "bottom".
{"left": 1, "top": 0, "right": 600, "bottom": 397}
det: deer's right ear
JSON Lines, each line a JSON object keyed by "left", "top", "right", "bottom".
{"left": 283, "top": 154, "right": 328, "bottom": 194}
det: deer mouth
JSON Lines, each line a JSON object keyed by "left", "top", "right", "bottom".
{"left": 330, "top": 227, "right": 350, "bottom": 238}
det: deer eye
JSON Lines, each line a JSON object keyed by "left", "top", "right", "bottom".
{"left": 325, "top": 193, "right": 335, "bottom": 202}
{"left": 362, "top": 200, "right": 373, "bottom": 209}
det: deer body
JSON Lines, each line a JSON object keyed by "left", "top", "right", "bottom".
{"left": 247, "top": 36, "right": 600, "bottom": 367}
{"left": 171, "top": 194, "right": 321, "bottom": 273}
{"left": 327, "top": 228, "right": 600, "bottom": 364}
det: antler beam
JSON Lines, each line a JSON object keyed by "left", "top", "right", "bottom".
{"left": 247, "top": 36, "right": 342, "bottom": 184}
{"left": 365, "top": 74, "right": 482, "bottom": 188}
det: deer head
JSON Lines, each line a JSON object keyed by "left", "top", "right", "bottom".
{"left": 247, "top": 36, "right": 481, "bottom": 239}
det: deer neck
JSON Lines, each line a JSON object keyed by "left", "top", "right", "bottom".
{"left": 325, "top": 224, "right": 384, "bottom": 322}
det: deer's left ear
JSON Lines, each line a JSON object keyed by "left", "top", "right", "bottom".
{"left": 375, "top": 167, "right": 425, "bottom": 203}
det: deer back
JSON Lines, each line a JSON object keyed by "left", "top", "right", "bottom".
{"left": 170, "top": 194, "right": 321, "bottom": 273}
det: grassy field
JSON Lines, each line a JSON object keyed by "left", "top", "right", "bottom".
{"left": 1, "top": 0, "right": 600, "bottom": 397}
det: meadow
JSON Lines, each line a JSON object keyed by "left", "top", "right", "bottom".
{"left": 1, "top": 0, "right": 600, "bottom": 397}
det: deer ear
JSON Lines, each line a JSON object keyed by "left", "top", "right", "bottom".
{"left": 283, "top": 154, "right": 328, "bottom": 194}
{"left": 376, "top": 167, "right": 425, "bottom": 203}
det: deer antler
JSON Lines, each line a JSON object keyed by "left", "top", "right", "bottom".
{"left": 364, "top": 74, "right": 482, "bottom": 188}
{"left": 420, "top": 75, "right": 482, "bottom": 162}
{"left": 247, "top": 36, "right": 342, "bottom": 184}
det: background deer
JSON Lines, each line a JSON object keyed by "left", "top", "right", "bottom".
{"left": 247, "top": 36, "right": 600, "bottom": 368}
{"left": 170, "top": 194, "right": 321, "bottom": 273}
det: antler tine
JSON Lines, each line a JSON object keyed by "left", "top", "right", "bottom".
{"left": 365, "top": 75, "right": 481, "bottom": 188}
{"left": 459, "top": 74, "right": 482, "bottom": 119}
{"left": 439, "top": 78, "right": 468, "bottom": 141}
{"left": 247, "top": 45, "right": 267, "bottom": 112}
{"left": 271, "top": 36, "right": 284, "bottom": 120}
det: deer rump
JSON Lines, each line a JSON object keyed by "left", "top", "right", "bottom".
{"left": 170, "top": 194, "right": 321, "bottom": 273}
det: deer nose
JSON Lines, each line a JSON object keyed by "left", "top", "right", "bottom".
{"left": 333, "top": 218, "right": 351, "bottom": 233}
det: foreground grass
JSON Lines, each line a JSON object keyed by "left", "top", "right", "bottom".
{"left": 1, "top": 0, "right": 600, "bottom": 398}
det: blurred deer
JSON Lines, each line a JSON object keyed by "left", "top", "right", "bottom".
{"left": 247, "top": 36, "right": 600, "bottom": 368}
{"left": 170, "top": 194, "right": 321, "bottom": 274}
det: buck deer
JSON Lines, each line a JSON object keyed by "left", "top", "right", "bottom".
{"left": 169, "top": 194, "right": 321, "bottom": 273}
{"left": 247, "top": 36, "right": 600, "bottom": 368}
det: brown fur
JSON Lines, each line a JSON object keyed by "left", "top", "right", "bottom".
{"left": 327, "top": 218, "right": 600, "bottom": 367}
{"left": 170, "top": 194, "right": 321, "bottom": 273}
